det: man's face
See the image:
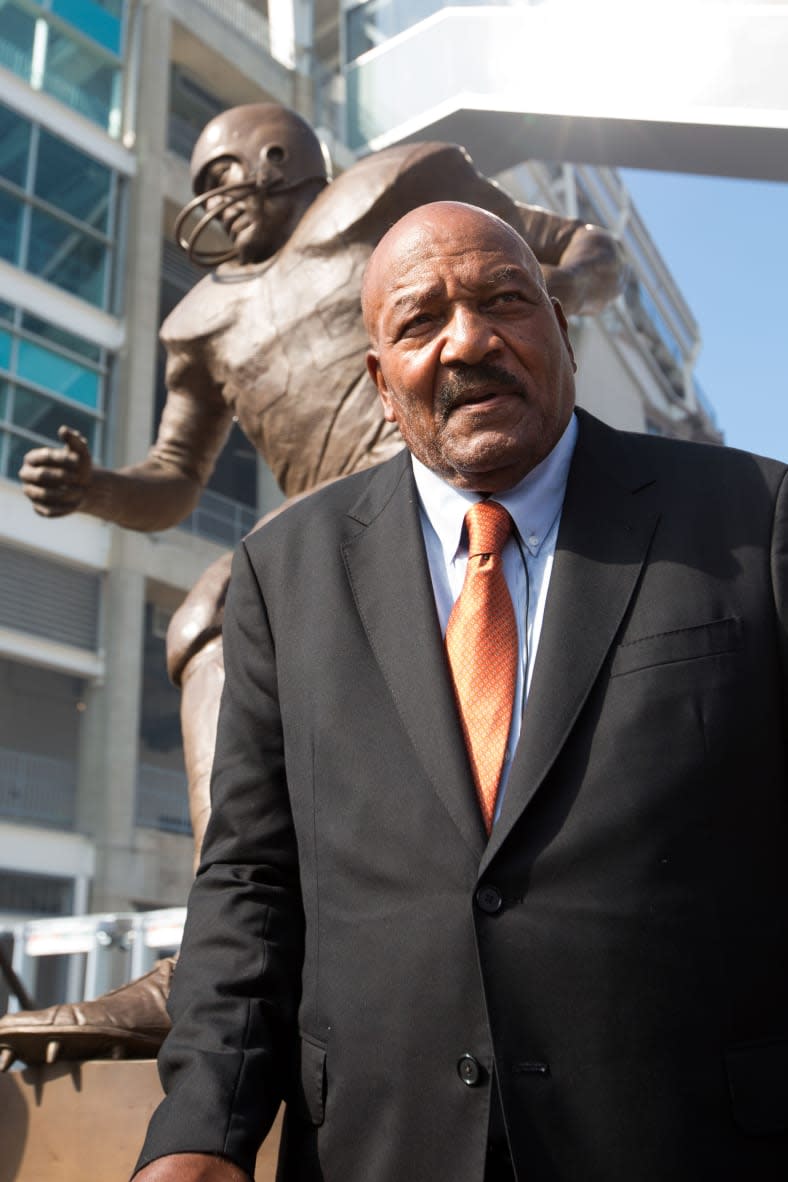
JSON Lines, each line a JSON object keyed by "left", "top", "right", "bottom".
{"left": 365, "top": 204, "right": 577, "bottom": 493}
{"left": 202, "top": 156, "right": 294, "bottom": 263}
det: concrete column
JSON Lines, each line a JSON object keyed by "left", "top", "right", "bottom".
{"left": 76, "top": 564, "right": 146, "bottom": 911}
{"left": 72, "top": 0, "right": 174, "bottom": 913}
{"left": 269, "top": 0, "right": 314, "bottom": 73}
{"left": 113, "top": 0, "right": 171, "bottom": 470}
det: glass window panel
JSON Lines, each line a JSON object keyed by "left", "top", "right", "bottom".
{"left": 0, "top": 327, "right": 11, "bottom": 371}
{"left": 17, "top": 340, "right": 99, "bottom": 407}
{"left": 0, "top": 103, "right": 31, "bottom": 187}
{"left": 0, "top": 300, "right": 13, "bottom": 323}
{"left": 0, "top": 868, "right": 74, "bottom": 918}
{"left": 169, "top": 66, "right": 223, "bottom": 128}
{"left": 346, "top": 0, "right": 482, "bottom": 59}
{"left": 168, "top": 68, "right": 224, "bottom": 160}
{"left": 10, "top": 387, "right": 97, "bottom": 444}
{"left": 206, "top": 422, "right": 258, "bottom": 507}
{"left": 43, "top": 26, "right": 119, "bottom": 131}
{"left": 28, "top": 208, "right": 108, "bottom": 307}
{"left": 51, "top": 0, "right": 123, "bottom": 55}
{"left": 5, "top": 430, "right": 40, "bottom": 479}
{"left": 0, "top": 189, "right": 23, "bottom": 266}
{"left": 0, "top": 2, "right": 36, "bottom": 84}
{"left": 0, "top": 380, "right": 9, "bottom": 419}
{"left": 21, "top": 312, "right": 101, "bottom": 364}
{"left": 35, "top": 130, "right": 111, "bottom": 232}
{"left": 5, "top": 430, "right": 33, "bottom": 478}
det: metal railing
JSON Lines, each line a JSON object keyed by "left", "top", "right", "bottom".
{"left": 179, "top": 487, "right": 258, "bottom": 548}
{"left": 0, "top": 748, "right": 77, "bottom": 829}
{"left": 693, "top": 377, "right": 719, "bottom": 430}
{"left": 193, "top": 0, "right": 270, "bottom": 50}
{"left": 136, "top": 762, "right": 191, "bottom": 835}
{"left": 0, "top": 907, "right": 186, "bottom": 1009}
{"left": 0, "top": 37, "right": 32, "bottom": 81}
{"left": 167, "top": 112, "right": 201, "bottom": 161}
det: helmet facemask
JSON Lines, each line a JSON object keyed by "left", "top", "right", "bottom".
{"left": 174, "top": 106, "right": 329, "bottom": 267}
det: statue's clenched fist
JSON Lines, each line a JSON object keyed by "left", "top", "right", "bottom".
{"left": 18, "top": 425, "right": 93, "bottom": 517}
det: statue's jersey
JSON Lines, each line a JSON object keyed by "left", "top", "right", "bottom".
{"left": 161, "top": 142, "right": 578, "bottom": 498}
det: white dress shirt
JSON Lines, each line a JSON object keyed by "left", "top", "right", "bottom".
{"left": 411, "top": 412, "right": 578, "bottom": 818}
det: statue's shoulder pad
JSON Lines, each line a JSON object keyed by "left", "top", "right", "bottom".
{"left": 294, "top": 142, "right": 472, "bottom": 245}
{"left": 160, "top": 271, "right": 248, "bottom": 343}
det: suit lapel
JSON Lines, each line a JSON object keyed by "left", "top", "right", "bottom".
{"left": 342, "top": 452, "right": 487, "bottom": 858}
{"left": 482, "top": 412, "right": 661, "bottom": 869}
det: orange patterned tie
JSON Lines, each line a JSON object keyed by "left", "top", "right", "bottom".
{"left": 445, "top": 501, "right": 518, "bottom": 834}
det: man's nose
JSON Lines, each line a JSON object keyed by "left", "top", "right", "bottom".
{"left": 440, "top": 306, "right": 501, "bottom": 366}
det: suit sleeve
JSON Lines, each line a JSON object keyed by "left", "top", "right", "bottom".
{"left": 772, "top": 467, "right": 788, "bottom": 739}
{"left": 136, "top": 541, "right": 304, "bottom": 1177}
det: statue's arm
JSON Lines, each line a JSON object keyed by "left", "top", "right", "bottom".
{"left": 515, "top": 202, "right": 625, "bottom": 316}
{"left": 19, "top": 349, "right": 234, "bottom": 532}
{"left": 346, "top": 143, "right": 622, "bottom": 318}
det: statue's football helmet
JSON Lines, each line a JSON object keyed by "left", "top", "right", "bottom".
{"left": 174, "top": 103, "right": 329, "bottom": 266}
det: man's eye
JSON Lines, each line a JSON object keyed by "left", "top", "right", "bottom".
{"left": 400, "top": 314, "right": 433, "bottom": 337}
{"left": 488, "top": 291, "right": 524, "bottom": 307}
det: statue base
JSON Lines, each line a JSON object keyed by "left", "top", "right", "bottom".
{"left": 0, "top": 1059, "right": 282, "bottom": 1181}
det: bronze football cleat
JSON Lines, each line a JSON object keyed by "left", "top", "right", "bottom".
{"left": 0, "top": 956, "right": 174, "bottom": 1070}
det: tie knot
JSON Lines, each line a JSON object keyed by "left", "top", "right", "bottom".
{"left": 465, "top": 500, "right": 512, "bottom": 560}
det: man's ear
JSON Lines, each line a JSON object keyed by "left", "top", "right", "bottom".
{"left": 366, "top": 350, "right": 397, "bottom": 422}
{"left": 551, "top": 298, "right": 577, "bottom": 374}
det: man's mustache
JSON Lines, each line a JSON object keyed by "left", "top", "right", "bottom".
{"left": 437, "top": 363, "right": 525, "bottom": 420}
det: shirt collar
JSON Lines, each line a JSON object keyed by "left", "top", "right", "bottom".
{"left": 412, "top": 411, "right": 578, "bottom": 565}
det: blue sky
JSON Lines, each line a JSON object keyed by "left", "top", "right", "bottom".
{"left": 618, "top": 169, "right": 788, "bottom": 464}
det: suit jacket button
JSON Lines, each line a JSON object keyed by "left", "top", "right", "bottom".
{"left": 475, "top": 885, "right": 503, "bottom": 914}
{"left": 458, "top": 1054, "right": 482, "bottom": 1086}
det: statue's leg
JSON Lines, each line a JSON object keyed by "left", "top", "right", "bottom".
{"left": 179, "top": 636, "right": 224, "bottom": 871}
{"left": 165, "top": 550, "right": 233, "bottom": 867}
{"left": 0, "top": 554, "right": 234, "bottom": 1069}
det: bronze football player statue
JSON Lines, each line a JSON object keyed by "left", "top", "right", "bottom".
{"left": 1, "top": 103, "right": 622, "bottom": 1067}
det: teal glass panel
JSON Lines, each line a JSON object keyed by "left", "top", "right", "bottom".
{"left": 0, "top": 300, "right": 13, "bottom": 323}
{"left": 43, "top": 26, "right": 119, "bottom": 131}
{"left": 11, "top": 386, "right": 98, "bottom": 441}
{"left": 0, "top": 103, "right": 31, "bottom": 186}
{"left": 6, "top": 429, "right": 52, "bottom": 479}
{"left": 0, "top": 2, "right": 36, "bottom": 85}
{"left": 0, "top": 190, "right": 23, "bottom": 266}
{"left": 17, "top": 340, "right": 99, "bottom": 407}
{"left": 35, "top": 131, "right": 111, "bottom": 232}
{"left": 51, "top": 0, "right": 123, "bottom": 55}
{"left": 21, "top": 312, "right": 101, "bottom": 364}
{"left": 5, "top": 430, "right": 34, "bottom": 479}
{"left": 28, "top": 209, "right": 108, "bottom": 307}
{"left": 0, "top": 327, "right": 12, "bottom": 371}
{"left": 0, "top": 380, "right": 9, "bottom": 419}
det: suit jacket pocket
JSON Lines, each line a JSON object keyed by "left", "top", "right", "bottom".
{"left": 610, "top": 616, "right": 742, "bottom": 678}
{"left": 726, "top": 1036, "right": 788, "bottom": 1135}
{"left": 298, "top": 1033, "right": 327, "bottom": 1126}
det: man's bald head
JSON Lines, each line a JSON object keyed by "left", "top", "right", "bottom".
{"left": 362, "top": 201, "right": 546, "bottom": 344}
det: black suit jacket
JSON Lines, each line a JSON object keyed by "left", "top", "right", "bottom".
{"left": 139, "top": 410, "right": 788, "bottom": 1181}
